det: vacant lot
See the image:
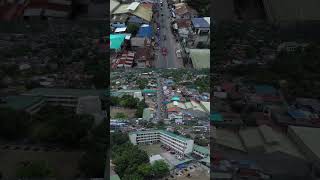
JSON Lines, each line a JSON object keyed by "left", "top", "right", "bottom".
{"left": 111, "top": 107, "right": 137, "bottom": 119}
{"left": 0, "top": 149, "right": 83, "bottom": 179}
{"left": 138, "top": 144, "right": 163, "bottom": 156}
{"left": 175, "top": 165, "right": 210, "bottom": 180}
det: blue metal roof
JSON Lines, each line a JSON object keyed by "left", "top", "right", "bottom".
{"left": 288, "top": 108, "right": 307, "bottom": 119}
{"left": 191, "top": 18, "right": 209, "bottom": 28}
{"left": 128, "top": 16, "right": 144, "bottom": 24}
{"left": 137, "top": 25, "right": 152, "bottom": 38}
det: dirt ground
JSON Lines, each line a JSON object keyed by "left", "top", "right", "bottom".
{"left": 0, "top": 149, "right": 83, "bottom": 179}
{"left": 110, "top": 107, "right": 137, "bottom": 119}
{"left": 138, "top": 144, "right": 164, "bottom": 156}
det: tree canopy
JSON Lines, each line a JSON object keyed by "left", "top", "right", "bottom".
{"left": 111, "top": 133, "right": 170, "bottom": 180}
{"left": 16, "top": 160, "right": 53, "bottom": 178}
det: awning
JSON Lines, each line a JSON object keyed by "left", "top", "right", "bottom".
{"left": 115, "top": 27, "right": 127, "bottom": 33}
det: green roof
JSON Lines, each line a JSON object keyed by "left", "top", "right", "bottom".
{"left": 189, "top": 49, "right": 210, "bottom": 69}
{"left": 143, "top": 89, "right": 157, "bottom": 93}
{"left": 174, "top": 158, "right": 193, "bottom": 166}
{"left": 210, "top": 112, "right": 223, "bottom": 122}
{"left": 110, "top": 34, "right": 126, "bottom": 50}
{"left": 24, "top": 88, "right": 107, "bottom": 97}
{"left": 110, "top": 175, "right": 121, "bottom": 180}
{"left": 158, "top": 130, "right": 191, "bottom": 142}
{"left": 0, "top": 96, "right": 43, "bottom": 110}
{"left": 171, "top": 96, "right": 180, "bottom": 101}
{"left": 193, "top": 144, "right": 210, "bottom": 155}
{"left": 199, "top": 156, "right": 210, "bottom": 164}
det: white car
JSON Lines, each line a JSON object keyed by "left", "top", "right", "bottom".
{"left": 176, "top": 49, "right": 181, "bottom": 58}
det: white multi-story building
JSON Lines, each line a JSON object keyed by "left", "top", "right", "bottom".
{"left": 129, "top": 130, "right": 194, "bottom": 155}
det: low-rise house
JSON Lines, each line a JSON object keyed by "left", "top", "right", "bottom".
{"left": 135, "top": 47, "right": 152, "bottom": 68}
{"left": 174, "top": 3, "right": 197, "bottom": 19}
{"left": 130, "top": 37, "right": 151, "bottom": 50}
{"left": 111, "top": 14, "right": 128, "bottom": 28}
{"left": 190, "top": 17, "right": 210, "bottom": 47}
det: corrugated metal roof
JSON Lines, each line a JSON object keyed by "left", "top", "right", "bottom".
{"left": 112, "top": 4, "right": 130, "bottom": 14}
{"left": 110, "top": 34, "right": 126, "bottom": 50}
{"left": 191, "top": 18, "right": 210, "bottom": 28}
{"left": 110, "top": 0, "right": 120, "bottom": 13}
{"left": 193, "top": 144, "right": 209, "bottom": 155}
{"left": 132, "top": 4, "right": 152, "bottom": 22}
{"left": 127, "top": 2, "right": 140, "bottom": 11}
{"left": 189, "top": 49, "right": 210, "bottom": 69}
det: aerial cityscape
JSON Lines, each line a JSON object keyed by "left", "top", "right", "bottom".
{"left": 110, "top": 69, "right": 210, "bottom": 180}
{"left": 109, "top": 0, "right": 210, "bottom": 179}
{"left": 0, "top": 0, "right": 320, "bottom": 179}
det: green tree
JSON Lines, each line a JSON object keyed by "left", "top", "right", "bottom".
{"left": 114, "top": 112, "right": 127, "bottom": 119}
{"left": 122, "top": 174, "right": 143, "bottom": 180}
{"left": 112, "top": 142, "right": 149, "bottom": 178}
{"left": 151, "top": 160, "right": 170, "bottom": 178}
{"left": 111, "top": 96, "right": 120, "bottom": 106}
{"left": 135, "top": 101, "right": 147, "bottom": 118}
{"left": 138, "top": 163, "right": 153, "bottom": 178}
{"left": 16, "top": 161, "right": 53, "bottom": 178}
{"left": 194, "top": 135, "right": 209, "bottom": 146}
{"left": 136, "top": 78, "right": 148, "bottom": 89}
{"left": 111, "top": 132, "right": 129, "bottom": 146}
{"left": 127, "top": 24, "right": 140, "bottom": 35}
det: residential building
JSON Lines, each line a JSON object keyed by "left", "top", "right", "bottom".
{"left": 111, "top": 89, "right": 143, "bottom": 101}
{"left": 174, "top": 3, "right": 197, "bottom": 20}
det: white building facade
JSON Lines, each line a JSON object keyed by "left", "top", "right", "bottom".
{"left": 129, "top": 130, "right": 194, "bottom": 155}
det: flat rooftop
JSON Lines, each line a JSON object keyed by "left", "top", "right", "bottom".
{"left": 24, "top": 88, "right": 107, "bottom": 97}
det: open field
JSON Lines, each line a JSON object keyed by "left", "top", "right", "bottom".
{"left": 111, "top": 107, "right": 137, "bottom": 119}
{"left": 138, "top": 144, "right": 163, "bottom": 156}
{"left": 0, "top": 149, "right": 83, "bottom": 179}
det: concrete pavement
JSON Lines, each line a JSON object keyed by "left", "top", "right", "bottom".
{"left": 154, "top": 0, "right": 183, "bottom": 68}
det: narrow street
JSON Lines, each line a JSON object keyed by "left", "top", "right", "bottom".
{"left": 154, "top": 0, "right": 182, "bottom": 68}
{"left": 155, "top": 77, "right": 166, "bottom": 123}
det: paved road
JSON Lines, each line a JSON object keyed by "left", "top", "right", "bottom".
{"left": 154, "top": 77, "right": 167, "bottom": 123}
{"left": 155, "top": 0, "right": 181, "bottom": 68}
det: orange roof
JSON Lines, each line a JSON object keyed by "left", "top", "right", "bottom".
{"left": 167, "top": 107, "right": 179, "bottom": 112}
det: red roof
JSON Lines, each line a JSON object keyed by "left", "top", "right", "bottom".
{"left": 176, "top": 19, "right": 191, "bottom": 28}
{"left": 167, "top": 107, "right": 179, "bottom": 112}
